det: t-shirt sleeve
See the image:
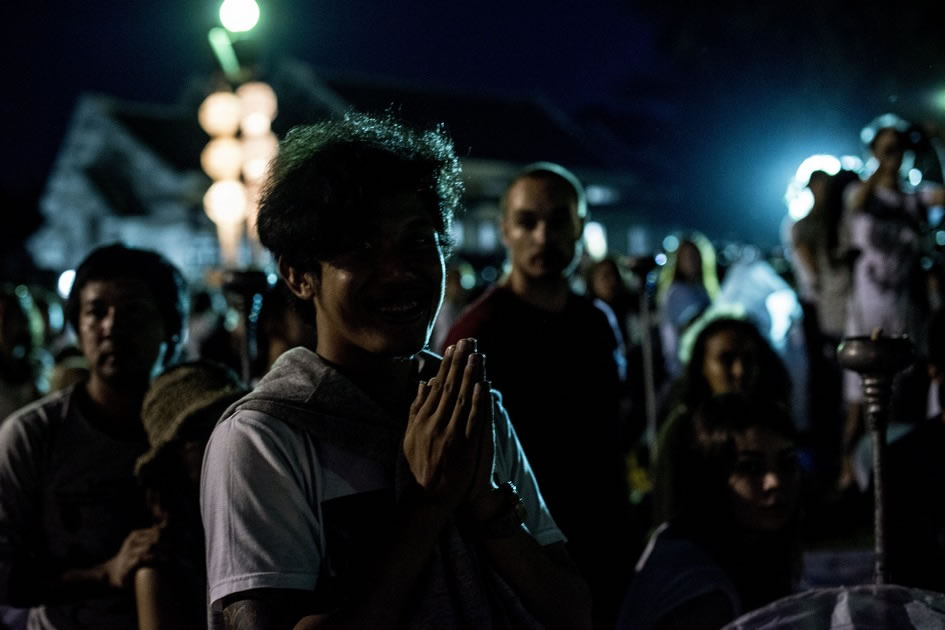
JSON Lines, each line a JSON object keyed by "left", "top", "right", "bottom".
{"left": 490, "top": 392, "right": 565, "bottom": 547}
{"left": 0, "top": 410, "right": 43, "bottom": 604}
{"left": 592, "top": 298, "right": 627, "bottom": 383}
{"left": 200, "top": 411, "right": 322, "bottom": 609}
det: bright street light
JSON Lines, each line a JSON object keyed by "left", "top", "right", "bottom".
{"left": 220, "top": 0, "right": 260, "bottom": 33}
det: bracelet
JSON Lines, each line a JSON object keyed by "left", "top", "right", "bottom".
{"left": 476, "top": 481, "right": 527, "bottom": 539}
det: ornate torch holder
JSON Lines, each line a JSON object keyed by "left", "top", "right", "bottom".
{"left": 836, "top": 333, "right": 914, "bottom": 585}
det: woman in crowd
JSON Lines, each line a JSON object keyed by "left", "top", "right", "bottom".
{"left": 655, "top": 316, "right": 791, "bottom": 523}
{"left": 791, "top": 169, "right": 860, "bottom": 344}
{"left": 656, "top": 234, "right": 721, "bottom": 378}
{"left": 791, "top": 169, "right": 861, "bottom": 490}
{"left": 586, "top": 256, "right": 634, "bottom": 344}
{"left": 618, "top": 393, "right": 802, "bottom": 630}
{"left": 133, "top": 361, "right": 248, "bottom": 630}
{"left": 839, "top": 116, "right": 945, "bottom": 487}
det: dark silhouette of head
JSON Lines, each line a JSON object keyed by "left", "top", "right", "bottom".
{"left": 66, "top": 244, "right": 189, "bottom": 364}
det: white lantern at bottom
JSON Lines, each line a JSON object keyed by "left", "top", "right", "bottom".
{"left": 204, "top": 180, "right": 248, "bottom": 267}
{"left": 201, "top": 137, "right": 243, "bottom": 181}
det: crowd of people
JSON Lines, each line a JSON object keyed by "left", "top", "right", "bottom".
{"left": 0, "top": 109, "right": 943, "bottom": 630}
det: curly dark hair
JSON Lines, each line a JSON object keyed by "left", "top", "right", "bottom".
{"left": 66, "top": 243, "right": 189, "bottom": 361}
{"left": 256, "top": 111, "right": 464, "bottom": 272}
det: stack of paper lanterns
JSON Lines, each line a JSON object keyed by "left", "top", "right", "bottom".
{"left": 198, "top": 82, "right": 278, "bottom": 267}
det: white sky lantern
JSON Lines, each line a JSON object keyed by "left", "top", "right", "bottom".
{"left": 204, "top": 180, "right": 248, "bottom": 267}
{"left": 204, "top": 180, "right": 247, "bottom": 225}
{"left": 199, "top": 91, "right": 242, "bottom": 137}
{"left": 237, "top": 82, "right": 277, "bottom": 134}
{"left": 241, "top": 132, "right": 278, "bottom": 182}
{"left": 200, "top": 81, "right": 278, "bottom": 268}
{"left": 201, "top": 137, "right": 244, "bottom": 180}
{"left": 241, "top": 111, "right": 271, "bottom": 137}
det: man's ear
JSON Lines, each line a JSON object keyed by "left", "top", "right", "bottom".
{"left": 278, "top": 257, "right": 318, "bottom": 300}
{"left": 499, "top": 215, "right": 511, "bottom": 248}
{"left": 573, "top": 214, "right": 586, "bottom": 242}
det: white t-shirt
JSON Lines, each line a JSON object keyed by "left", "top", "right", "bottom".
{"left": 201, "top": 396, "right": 564, "bottom": 615}
{"left": 0, "top": 387, "right": 146, "bottom": 630}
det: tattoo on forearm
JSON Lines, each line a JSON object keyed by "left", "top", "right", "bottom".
{"left": 223, "top": 599, "right": 276, "bottom": 630}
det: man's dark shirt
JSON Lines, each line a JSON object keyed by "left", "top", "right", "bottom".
{"left": 444, "top": 285, "right": 632, "bottom": 626}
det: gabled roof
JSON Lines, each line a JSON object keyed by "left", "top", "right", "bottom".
{"left": 107, "top": 100, "right": 207, "bottom": 173}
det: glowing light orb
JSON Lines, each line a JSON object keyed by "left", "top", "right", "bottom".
{"left": 241, "top": 112, "right": 271, "bottom": 137}
{"left": 57, "top": 270, "right": 76, "bottom": 299}
{"left": 220, "top": 0, "right": 259, "bottom": 33}
{"left": 204, "top": 180, "right": 248, "bottom": 226}
{"left": 784, "top": 154, "right": 843, "bottom": 220}
{"left": 477, "top": 223, "right": 497, "bottom": 251}
{"left": 765, "top": 289, "right": 799, "bottom": 347}
{"left": 201, "top": 137, "right": 243, "bottom": 180}
{"left": 909, "top": 168, "right": 923, "bottom": 186}
{"left": 662, "top": 235, "right": 680, "bottom": 253}
{"left": 795, "top": 155, "right": 842, "bottom": 181}
{"left": 237, "top": 81, "right": 277, "bottom": 123}
{"left": 840, "top": 155, "right": 864, "bottom": 171}
{"left": 585, "top": 185, "right": 619, "bottom": 205}
{"left": 584, "top": 221, "right": 607, "bottom": 260}
{"left": 240, "top": 133, "right": 278, "bottom": 182}
{"left": 788, "top": 188, "right": 815, "bottom": 221}
{"left": 198, "top": 91, "right": 241, "bottom": 137}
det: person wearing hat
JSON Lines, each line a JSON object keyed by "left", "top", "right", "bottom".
{"left": 0, "top": 244, "right": 188, "bottom": 630}
{"left": 134, "top": 360, "right": 248, "bottom": 630}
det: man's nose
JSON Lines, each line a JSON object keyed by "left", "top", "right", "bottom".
{"left": 98, "top": 307, "right": 116, "bottom": 335}
{"left": 102, "top": 306, "right": 134, "bottom": 335}
{"left": 730, "top": 358, "right": 744, "bottom": 382}
{"left": 376, "top": 247, "right": 416, "bottom": 280}
{"left": 532, "top": 220, "right": 548, "bottom": 245}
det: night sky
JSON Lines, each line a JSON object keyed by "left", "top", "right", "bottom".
{"left": 6, "top": 2, "right": 945, "bottom": 252}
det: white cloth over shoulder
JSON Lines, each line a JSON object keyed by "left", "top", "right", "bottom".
{"left": 201, "top": 347, "right": 564, "bottom": 624}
